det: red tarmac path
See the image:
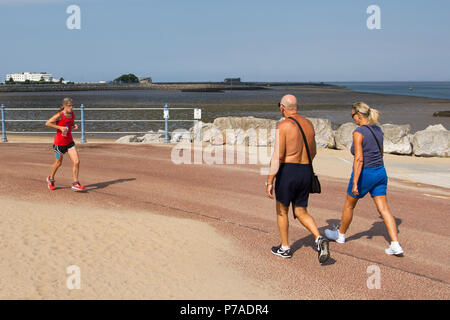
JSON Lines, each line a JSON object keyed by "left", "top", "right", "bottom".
{"left": 0, "top": 143, "right": 449, "bottom": 299}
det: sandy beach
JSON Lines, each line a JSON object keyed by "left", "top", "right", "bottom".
{"left": 0, "top": 138, "right": 449, "bottom": 299}
{"left": 0, "top": 197, "right": 279, "bottom": 300}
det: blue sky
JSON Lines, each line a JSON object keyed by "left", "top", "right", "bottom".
{"left": 1, "top": 0, "right": 449, "bottom": 82}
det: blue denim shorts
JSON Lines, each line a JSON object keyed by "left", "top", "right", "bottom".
{"left": 347, "top": 165, "right": 388, "bottom": 199}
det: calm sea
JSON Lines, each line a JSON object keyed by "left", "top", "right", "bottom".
{"left": 332, "top": 82, "right": 450, "bottom": 100}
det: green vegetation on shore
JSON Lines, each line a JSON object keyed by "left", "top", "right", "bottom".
{"left": 113, "top": 74, "right": 139, "bottom": 84}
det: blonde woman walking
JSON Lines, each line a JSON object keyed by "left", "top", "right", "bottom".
{"left": 325, "top": 102, "right": 403, "bottom": 256}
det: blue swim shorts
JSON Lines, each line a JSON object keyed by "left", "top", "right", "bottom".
{"left": 347, "top": 165, "right": 388, "bottom": 199}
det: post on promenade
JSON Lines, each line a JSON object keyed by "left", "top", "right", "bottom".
{"left": 80, "top": 104, "right": 87, "bottom": 143}
{"left": 164, "top": 104, "right": 169, "bottom": 143}
{"left": 194, "top": 108, "right": 202, "bottom": 142}
{"left": 1, "top": 104, "right": 7, "bottom": 142}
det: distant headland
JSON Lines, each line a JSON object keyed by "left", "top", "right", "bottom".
{"left": 0, "top": 76, "right": 339, "bottom": 93}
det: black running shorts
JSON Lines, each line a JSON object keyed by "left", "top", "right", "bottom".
{"left": 275, "top": 163, "right": 312, "bottom": 218}
{"left": 53, "top": 141, "right": 75, "bottom": 155}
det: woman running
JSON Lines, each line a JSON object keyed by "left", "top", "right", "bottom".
{"left": 325, "top": 102, "right": 403, "bottom": 256}
{"left": 45, "top": 97, "right": 85, "bottom": 191}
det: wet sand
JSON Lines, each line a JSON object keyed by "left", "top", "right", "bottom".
{"left": 1, "top": 86, "right": 449, "bottom": 132}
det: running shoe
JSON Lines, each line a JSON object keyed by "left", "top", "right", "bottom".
{"left": 325, "top": 226, "right": 346, "bottom": 244}
{"left": 385, "top": 242, "right": 404, "bottom": 256}
{"left": 271, "top": 245, "right": 292, "bottom": 259}
{"left": 46, "top": 176, "right": 55, "bottom": 191}
{"left": 71, "top": 181, "right": 85, "bottom": 191}
{"left": 316, "top": 236, "right": 330, "bottom": 264}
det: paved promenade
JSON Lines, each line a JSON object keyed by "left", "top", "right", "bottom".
{"left": 0, "top": 142, "right": 448, "bottom": 299}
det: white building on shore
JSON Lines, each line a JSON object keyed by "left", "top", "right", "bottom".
{"left": 5, "top": 72, "right": 53, "bottom": 83}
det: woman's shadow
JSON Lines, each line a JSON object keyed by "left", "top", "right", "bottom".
{"left": 55, "top": 178, "right": 136, "bottom": 192}
{"left": 344, "top": 216, "right": 402, "bottom": 243}
{"left": 85, "top": 178, "right": 136, "bottom": 191}
{"left": 289, "top": 216, "right": 402, "bottom": 265}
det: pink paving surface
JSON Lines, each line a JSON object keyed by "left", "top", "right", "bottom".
{"left": 0, "top": 143, "right": 449, "bottom": 299}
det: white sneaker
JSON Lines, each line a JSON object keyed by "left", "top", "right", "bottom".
{"left": 325, "top": 227, "right": 345, "bottom": 244}
{"left": 385, "top": 242, "right": 404, "bottom": 256}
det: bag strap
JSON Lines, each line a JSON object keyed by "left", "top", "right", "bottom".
{"left": 363, "top": 125, "right": 384, "bottom": 158}
{"left": 287, "top": 117, "right": 315, "bottom": 173}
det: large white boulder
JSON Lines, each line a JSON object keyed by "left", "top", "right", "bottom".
{"left": 413, "top": 124, "right": 450, "bottom": 157}
{"left": 190, "top": 121, "right": 216, "bottom": 142}
{"left": 140, "top": 130, "right": 166, "bottom": 144}
{"left": 200, "top": 116, "right": 335, "bottom": 148}
{"left": 381, "top": 124, "right": 412, "bottom": 155}
{"left": 213, "top": 116, "right": 277, "bottom": 131}
{"left": 170, "top": 129, "right": 192, "bottom": 143}
{"left": 203, "top": 126, "right": 223, "bottom": 143}
{"left": 335, "top": 122, "right": 358, "bottom": 150}
{"left": 115, "top": 135, "right": 138, "bottom": 144}
{"left": 212, "top": 117, "right": 277, "bottom": 146}
{"left": 306, "top": 117, "right": 335, "bottom": 149}
{"left": 222, "top": 128, "right": 276, "bottom": 146}
{"left": 210, "top": 131, "right": 226, "bottom": 145}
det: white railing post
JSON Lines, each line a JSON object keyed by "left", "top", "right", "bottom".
{"left": 80, "top": 104, "right": 86, "bottom": 143}
{"left": 194, "top": 108, "right": 202, "bottom": 142}
{"left": 1, "top": 104, "right": 7, "bottom": 142}
{"left": 164, "top": 104, "right": 169, "bottom": 143}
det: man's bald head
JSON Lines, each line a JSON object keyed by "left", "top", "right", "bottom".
{"left": 280, "top": 94, "right": 298, "bottom": 110}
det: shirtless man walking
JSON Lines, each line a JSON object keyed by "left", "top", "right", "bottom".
{"left": 266, "top": 94, "right": 330, "bottom": 264}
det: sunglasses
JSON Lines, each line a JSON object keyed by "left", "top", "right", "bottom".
{"left": 351, "top": 112, "right": 357, "bottom": 119}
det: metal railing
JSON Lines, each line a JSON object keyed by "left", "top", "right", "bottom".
{"left": 1, "top": 103, "right": 202, "bottom": 143}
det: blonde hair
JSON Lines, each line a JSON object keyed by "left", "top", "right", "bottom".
{"left": 352, "top": 102, "right": 380, "bottom": 125}
{"left": 60, "top": 97, "right": 74, "bottom": 111}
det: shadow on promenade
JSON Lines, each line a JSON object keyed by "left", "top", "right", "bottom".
{"left": 289, "top": 216, "right": 402, "bottom": 266}
{"left": 53, "top": 178, "right": 136, "bottom": 192}
{"left": 85, "top": 178, "right": 136, "bottom": 191}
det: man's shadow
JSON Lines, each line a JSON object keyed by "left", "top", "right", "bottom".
{"left": 290, "top": 219, "right": 341, "bottom": 266}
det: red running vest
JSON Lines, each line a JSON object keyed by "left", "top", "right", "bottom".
{"left": 54, "top": 111, "right": 75, "bottom": 146}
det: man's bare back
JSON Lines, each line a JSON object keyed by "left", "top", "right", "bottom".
{"left": 278, "top": 114, "right": 317, "bottom": 165}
